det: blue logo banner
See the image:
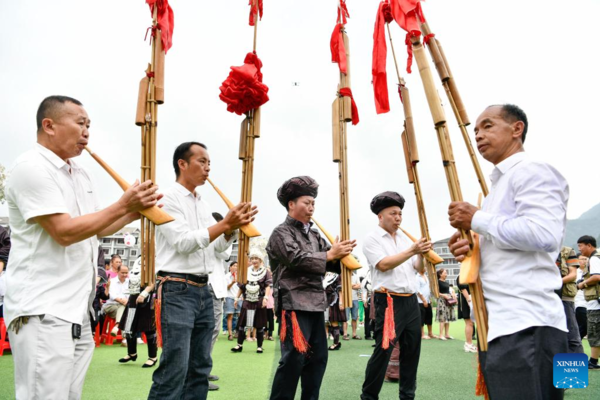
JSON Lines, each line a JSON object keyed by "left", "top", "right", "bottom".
{"left": 553, "top": 353, "right": 588, "bottom": 389}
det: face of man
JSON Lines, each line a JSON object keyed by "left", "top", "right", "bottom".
{"left": 378, "top": 206, "right": 402, "bottom": 234}
{"left": 179, "top": 144, "right": 211, "bottom": 188}
{"left": 118, "top": 266, "right": 129, "bottom": 282}
{"left": 578, "top": 243, "right": 594, "bottom": 258}
{"left": 42, "top": 101, "right": 90, "bottom": 161}
{"left": 579, "top": 255, "right": 588, "bottom": 268}
{"left": 474, "top": 106, "right": 524, "bottom": 165}
{"left": 288, "top": 196, "right": 315, "bottom": 224}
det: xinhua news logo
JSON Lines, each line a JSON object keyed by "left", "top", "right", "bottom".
{"left": 553, "top": 353, "right": 588, "bottom": 389}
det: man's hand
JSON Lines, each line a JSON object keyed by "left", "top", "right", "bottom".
{"left": 448, "top": 201, "right": 478, "bottom": 231}
{"left": 448, "top": 231, "right": 471, "bottom": 262}
{"left": 223, "top": 202, "right": 259, "bottom": 233}
{"left": 326, "top": 236, "right": 357, "bottom": 261}
{"left": 117, "top": 297, "right": 127, "bottom": 305}
{"left": 423, "top": 300, "right": 429, "bottom": 308}
{"left": 409, "top": 238, "right": 432, "bottom": 256}
{"left": 119, "top": 180, "right": 161, "bottom": 214}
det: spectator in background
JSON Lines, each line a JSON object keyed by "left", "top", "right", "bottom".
{"left": 106, "top": 254, "right": 122, "bottom": 280}
{"left": 556, "top": 246, "right": 584, "bottom": 353}
{"left": 416, "top": 267, "right": 434, "bottom": 340}
{"left": 361, "top": 271, "right": 374, "bottom": 340}
{"left": 102, "top": 265, "right": 129, "bottom": 336}
{"left": 576, "top": 235, "right": 600, "bottom": 370}
{"left": 343, "top": 272, "right": 361, "bottom": 340}
{"left": 436, "top": 268, "right": 456, "bottom": 340}
{"left": 456, "top": 276, "right": 476, "bottom": 352}
{"left": 0, "top": 225, "right": 11, "bottom": 318}
{"left": 575, "top": 254, "right": 588, "bottom": 339}
{"left": 225, "top": 261, "right": 240, "bottom": 340}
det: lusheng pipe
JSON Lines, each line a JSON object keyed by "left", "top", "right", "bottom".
{"left": 311, "top": 217, "right": 361, "bottom": 271}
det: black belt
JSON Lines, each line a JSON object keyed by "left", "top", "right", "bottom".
{"left": 157, "top": 271, "right": 209, "bottom": 285}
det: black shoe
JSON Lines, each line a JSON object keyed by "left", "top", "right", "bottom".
{"left": 257, "top": 347, "right": 264, "bottom": 354}
{"left": 231, "top": 345, "right": 243, "bottom": 353}
{"left": 209, "top": 383, "right": 220, "bottom": 391}
{"left": 208, "top": 374, "right": 219, "bottom": 381}
{"left": 328, "top": 343, "right": 341, "bottom": 351}
{"left": 119, "top": 354, "right": 137, "bottom": 363}
{"left": 142, "top": 358, "right": 157, "bottom": 368}
{"left": 589, "top": 362, "right": 600, "bottom": 370}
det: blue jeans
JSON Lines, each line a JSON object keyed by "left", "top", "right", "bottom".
{"left": 346, "top": 299, "right": 359, "bottom": 321}
{"left": 148, "top": 281, "right": 214, "bottom": 400}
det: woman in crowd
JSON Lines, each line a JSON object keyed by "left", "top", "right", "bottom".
{"left": 106, "top": 254, "right": 122, "bottom": 280}
{"left": 118, "top": 258, "right": 157, "bottom": 367}
{"left": 225, "top": 261, "right": 240, "bottom": 340}
{"left": 324, "top": 271, "right": 346, "bottom": 350}
{"left": 456, "top": 276, "right": 477, "bottom": 352}
{"left": 231, "top": 249, "right": 272, "bottom": 354}
{"left": 436, "top": 268, "right": 457, "bottom": 340}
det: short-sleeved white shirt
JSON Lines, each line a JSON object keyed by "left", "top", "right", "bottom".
{"left": 586, "top": 256, "right": 600, "bottom": 311}
{"left": 4, "top": 144, "right": 100, "bottom": 326}
{"left": 226, "top": 272, "right": 239, "bottom": 299}
{"left": 416, "top": 273, "right": 431, "bottom": 303}
{"left": 362, "top": 227, "right": 419, "bottom": 294}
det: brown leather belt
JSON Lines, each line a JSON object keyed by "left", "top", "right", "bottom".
{"left": 156, "top": 272, "right": 208, "bottom": 287}
{"left": 375, "top": 288, "right": 413, "bottom": 297}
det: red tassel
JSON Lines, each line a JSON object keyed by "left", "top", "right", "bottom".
{"left": 404, "top": 33, "right": 414, "bottom": 74}
{"left": 330, "top": 23, "right": 347, "bottom": 74}
{"left": 280, "top": 310, "right": 287, "bottom": 343}
{"left": 337, "top": 0, "right": 350, "bottom": 25}
{"left": 154, "top": 298, "right": 163, "bottom": 348}
{"left": 382, "top": 294, "right": 395, "bottom": 350}
{"left": 146, "top": 0, "right": 175, "bottom": 53}
{"left": 290, "top": 311, "right": 309, "bottom": 354}
{"left": 476, "top": 358, "right": 490, "bottom": 399}
{"left": 423, "top": 33, "right": 435, "bottom": 47}
{"left": 249, "top": 0, "right": 264, "bottom": 26}
{"left": 339, "top": 88, "right": 360, "bottom": 125}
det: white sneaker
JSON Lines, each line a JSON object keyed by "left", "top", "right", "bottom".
{"left": 464, "top": 342, "right": 477, "bottom": 353}
{"left": 137, "top": 338, "right": 144, "bottom": 344}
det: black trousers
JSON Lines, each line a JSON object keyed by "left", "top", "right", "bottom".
{"left": 361, "top": 293, "right": 421, "bottom": 400}
{"left": 479, "top": 326, "right": 567, "bottom": 400}
{"left": 576, "top": 306, "right": 587, "bottom": 339}
{"left": 364, "top": 300, "right": 373, "bottom": 339}
{"left": 270, "top": 311, "right": 328, "bottom": 400}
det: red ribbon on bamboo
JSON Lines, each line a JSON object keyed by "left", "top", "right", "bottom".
{"left": 389, "top": 0, "right": 426, "bottom": 73}
{"left": 339, "top": 88, "right": 360, "bottom": 125}
{"left": 249, "top": 0, "right": 263, "bottom": 26}
{"left": 219, "top": 52, "right": 269, "bottom": 115}
{"left": 372, "top": 1, "right": 394, "bottom": 114}
{"left": 330, "top": 24, "right": 347, "bottom": 74}
{"left": 146, "top": 0, "right": 174, "bottom": 53}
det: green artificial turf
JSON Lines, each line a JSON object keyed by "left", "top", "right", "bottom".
{"left": 1, "top": 322, "right": 599, "bottom": 399}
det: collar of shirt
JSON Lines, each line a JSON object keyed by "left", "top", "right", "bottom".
{"left": 35, "top": 143, "right": 73, "bottom": 172}
{"left": 284, "top": 215, "right": 313, "bottom": 232}
{"left": 490, "top": 151, "right": 527, "bottom": 186}
{"left": 173, "top": 181, "right": 199, "bottom": 199}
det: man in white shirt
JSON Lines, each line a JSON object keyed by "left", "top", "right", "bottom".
{"left": 576, "top": 235, "right": 600, "bottom": 370}
{"left": 148, "top": 142, "right": 256, "bottom": 400}
{"left": 575, "top": 254, "right": 588, "bottom": 340}
{"left": 448, "top": 104, "right": 569, "bottom": 399}
{"left": 5, "top": 95, "right": 159, "bottom": 400}
{"left": 361, "top": 191, "right": 431, "bottom": 400}
{"left": 102, "top": 265, "right": 130, "bottom": 335}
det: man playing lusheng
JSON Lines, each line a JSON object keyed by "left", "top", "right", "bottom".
{"left": 5, "top": 95, "right": 159, "bottom": 400}
{"left": 448, "top": 104, "right": 568, "bottom": 399}
{"left": 267, "top": 176, "right": 356, "bottom": 400}
{"left": 360, "top": 191, "right": 432, "bottom": 400}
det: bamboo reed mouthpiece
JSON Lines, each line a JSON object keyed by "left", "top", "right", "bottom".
{"left": 459, "top": 231, "right": 480, "bottom": 284}
{"left": 135, "top": 76, "right": 150, "bottom": 126}
{"left": 83, "top": 146, "right": 174, "bottom": 225}
{"left": 311, "top": 217, "right": 361, "bottom": 271}
{"left": 154, "top": 31, "right": 165, "bottom": 104}
{"left": 206, "top": 178, "right": 261, "bottom": 238}
{"left": 400, "top": 228, "right": 443, "bottom": 265}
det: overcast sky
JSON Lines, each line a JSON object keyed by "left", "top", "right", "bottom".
{"left": 1, "top": 0, "right": 599, "bottom": 269}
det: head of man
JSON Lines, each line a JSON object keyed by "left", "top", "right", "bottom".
{"left": 277, "top": 176, "right": 319, "bottom": 224}
{"left": 370, "top": 191, "right": 405, "bottom": 235}
{"left": 577, "top": 235, "right": 597, "bottom": 257}
{"left": 578, "top": 254, "right": 588, "bottom": 269}
{"left": 173, "top": 142, "right": 209, "bottom": 192}
{"left": 36, "top": 95, "right": 90, "bottom": 161}
{"left": 110, "top": 254, "right": 122, "bottom": 271}
{"left": 474, "top": 104, "right": 528, "bottom": 165}
{"left": 117, "top": 265, "right": 129, "bottom": 282}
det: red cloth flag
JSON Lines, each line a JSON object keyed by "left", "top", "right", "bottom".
{"left": 146, "top": 0, "right": 174, "bottom": 54}
{"left": 330, "top": 23, "right": 347, "bottom": 74}
{"left": 372, "top": 2, "right": 394, "bottom": 114}
{"left": 219, "top": 52, "right": 269, "bottom": 115}
{"left": 249, "top": 0, "right": 264, "bottom": 26}
{"left": 390, "top": 0, "right": 427, "bottom": 73}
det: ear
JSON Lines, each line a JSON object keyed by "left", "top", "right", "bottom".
{"left": 512, "top": 120, "right": 525, "bottom": 140}
{"left": 287, "top": 200, "right": 295, "bottom": 211}
{"left": 177, "top": 158, "right": 188, "bottom": 173}
{"left": 40, "top": 117, "right": 56, "bottom": 136}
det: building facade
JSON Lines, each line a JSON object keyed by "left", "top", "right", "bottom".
{"left": 433, "top": 237, "right": 460, "bottom": 286}
{"left": 99, "top": 227, "right": 140, "bottom": 268}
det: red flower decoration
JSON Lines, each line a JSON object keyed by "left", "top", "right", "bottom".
{"left": 219, "top": 53, "right": 269, "bottom": 115}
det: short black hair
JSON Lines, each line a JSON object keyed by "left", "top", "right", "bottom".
{"left": 172, "top": 141, "right": 207, "bottom": 178}
{"left": 493, "top": 104, "right": 528, "bottom": 144}
{"left": 577, "top": 235, "right": 597, "bottom": 248}
{"left": 229, "top": 261, "right": 238, "bottom": 267}
{"left": 36, "top": 95, "right": 83, "bottom": 131}
{"left": 212, "top": 212, "right": 224, "bottom": 222}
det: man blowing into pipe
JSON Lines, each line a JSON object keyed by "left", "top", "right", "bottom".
{"left": 448, "top": 104, "right": 568, "bottom": 400}
{"left": 4, "top": 95, "right": 160, "bottom": 400}
{"left": 267, "top": 176, "right": 356, "bottom": 400}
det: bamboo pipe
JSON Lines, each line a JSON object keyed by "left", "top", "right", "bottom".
{"left": 311, "top": 217, "right": 361, "bottom": 271}
{"left": 400, "top": 228, "right": 444, "bottom": 265}
{"left": 205, "top": 178, "right": 260, "bottom": 238}
{"left": 84, "top": 146, "right": 173, "bottom": 225}
{"left": 135, "top": 76, "right": 149, "bottom": 126}
{"left": 153, "top": 31, "right": 165, "bottom": 104}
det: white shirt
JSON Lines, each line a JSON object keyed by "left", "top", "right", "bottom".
{"left": 4, "top": 144, "right": 99, "bottom": 326}
{"left": 104, "top": 277, "right": 129, "bottom": 306}
{"left": 362, "top": 227, "right": 419, "bottom": 294}
{"left": 208, "top": 250, "right": 232, "bottom": 300}
{"left": 586, "top": 256, "right": 600, "bottom": 311}
{"left": 471, "top": 152, "right": 568, "bottom": 342}
{"left": 416, "top": 273, "right": 430, "bottom": 303}
{"left": 226, "top": 272, "right": 239, "bottom": 299}
{"left": 351, "top": 274, "right": 359, "bottom": 301}
{"left": 574, "top": 269, "right": 587, "bottom": 309}
{"left": 156, "top": 183, "right": 236, "bottom": 275}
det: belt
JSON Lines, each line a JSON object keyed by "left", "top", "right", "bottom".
{"left": 157, "top": 271, "right": 208, "bottom": 286}
{"left": 375, "top": 288, "right": 413, "bottom": 297}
